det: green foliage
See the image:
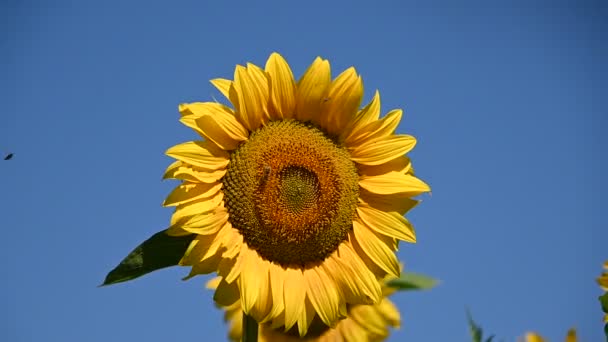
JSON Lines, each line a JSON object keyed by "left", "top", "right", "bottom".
{"left": 600, "top": 293, "right": 608, "bottom": 314}
{"left": 467, "top": 310, "right": 496, "bottom": 342}
{"left": 101, "top": 230, "right": 194, "bottom": 286}
{"left": 601, "top": 293, "right": 608, "bottom": 340}
{"left": 242, "top": 313, "right": 259, "bottom": 342}
{"left": 386, "top": 272, "right": 438, "bottom": 291}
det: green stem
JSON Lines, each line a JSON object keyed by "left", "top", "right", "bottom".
{"left": 242, "top": 311, "right": 258, "bottom": 342}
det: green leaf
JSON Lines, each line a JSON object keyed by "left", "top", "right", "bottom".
{"left": 467, "top": 310, "right": 483, "bottom": 342}
{"left": 386, "top": 272, "right": 439, "bottom": 291}
{"left": 601, "top": 293, "right": 608, "bottom": 314}
{"left": 101, "top": 230, "right": 195, "bottom": 286}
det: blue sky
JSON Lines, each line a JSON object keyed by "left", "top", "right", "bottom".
{"left": 1, "top": 1, "right": 606, "bottom": 341}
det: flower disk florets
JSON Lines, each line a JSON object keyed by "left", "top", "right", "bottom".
{"left": 223, "top": 120, "right": 359, "bottom": 267}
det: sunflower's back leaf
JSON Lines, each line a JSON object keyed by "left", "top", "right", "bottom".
{"left": 101, "top": 230, "right": 195, "bottom": 286}
{"left": 604, "top": 322, "right": 608, "bottom": 341}
{"left": 386, "top": 272, "right": 438, "bottom": 291}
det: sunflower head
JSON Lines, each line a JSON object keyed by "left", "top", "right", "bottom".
{"left": 222, "top": 119, "right": 359, "bottom": 267}
{"left": 598, "top": 261, "right": 608, "bottom": 292}
{"left": 163, "top": 52, "right": 430, "bottom": 335}
{"left": 522, "top": 329, "right": 577, "bottom": 342}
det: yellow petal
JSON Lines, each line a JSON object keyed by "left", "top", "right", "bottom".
{"left": 170, "top": 191, "right": 223, "bottom": 225}
{"left": 251, "top": 257, "right": 273, "bottom": 323}
{"left": 359, "top": 172, "right": 430, "bottom": 196}
{"left": 241, "top": 253, "right": 270, "bottom": 320}
{"left": 344, "top": 109, "right": 402, "bottom": 148}
{"left": 357, "top": 204, "right": 416, "bottom": 242}
{"left": 163, "top": 162, "right": 206, "bottom": 183}
{"left": 359, "top": 189, "right": 419, "bottom": 216}
{"left": 179, "top": 102, "right": 248, "bottom": 150}
{"left": 179, "top": 101, "right": 236, "bottom": 118}
{"left": 321, "top": 255, "right": 363, "bottom": 305}
{"left": 350, "top": 305, "right": 388, "bottom": 337}
{"left": 172, "top": 165, "right": 226, "bottom": 184}
{"left": 524, "top": 333, "right": 546, "bottom": 342}
{"left": 163, "top": 160, "right": 181, "bottom": 176}
{"left": 230, "top": 64, "right": 268, "bottom": 131}
{"left": 349, "top": 234, "right": 386, "bottom": 278}
{"left": 319, "top": 67, "right": 363, "bottom": 135}
{"left": 265, "top": 52, "right": 296, "bottom": 120}
{"left": 184, "top": 253, "right": 223, "bottom": 279}
{"left": 269, "top": 311, "right": 286, "bottom": 330}
{"left": 220, "top": 225, "right": 243, "bottom": 259}
{"left": 565, "top": 329, "right": 577, "bottom": 342}
{"left": 266, "top": 262, "right": 286, "bottom": 321}
{"left": 193, "top": 116, "right": 248, "bottom": 152}
{"left": 247, "top": 63, "right": 270, "bottom": 119}
{"left": 181, "top": 223, "right": 230, "bottom": 265}
{"left": 352, "top": 222, "right": 400, "bottom": 277}
{"left": 297, "top": 298, "right": 316, "bottom": 337}
{"left": 201, "top": 227, "right": 232, "bottom": 263}
{"left": 357, "top": 155, "right": 411, "bottom": 177}
{"left": 165, "top": 141, "right": 230, "bottom": 170}
{"left": 283, "top": 267, "right": 306, "bottom": 331}
{"left": 210, "top": 78, "right": 233, "bottom": 100}
{"left": 337, "top": 320, "right": 359, "bottom": 341}
{"left": 163, "top": 160, "right": 226, "bottom": 184}
{"left": 228, "top": 308, "right": 243, "bottom": 342}
{"left": 214, "top": 278, "right": 240, "bottom": 307}
{"left": 224, "top": 243, "right": 246, "bottom": 284}
{"left": 377, "top": 298, "right": 401, "bottom": 328}
{"left": 336, "top": 243, "right": 382, "bottom": 304}
{"left": 340, "top": 90, "right": 381, "bottom": 142}
{"left": 179, "top": 237, "right": 207, "bottom": 264}
{"left": 163, "top": 182, "right": 222, "bottom": 207}
{"left": 205, "top": 276, "right": 221, "bottom": 290}
{"left": 350, "top": 135, "right": 417, "bottom": 166}
{"left": 295, "top": 57, "right": 331, "bottom": 123}
{"left": 177, "top": 207, "right": 228, "bottom": 235}
{"left": 304, "top": 266, "right": 340, "bottom": 328}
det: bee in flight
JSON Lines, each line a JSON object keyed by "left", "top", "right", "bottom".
{"left": 3, "top": 153, "right": 12, "bottom": 160}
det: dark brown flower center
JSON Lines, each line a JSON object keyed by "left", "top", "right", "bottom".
{"left": 222, "top": 119, "right": 359, "bottom": 268}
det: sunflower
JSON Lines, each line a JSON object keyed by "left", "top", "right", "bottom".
{"left": 598, "top": 261, "right": 608, "bottom": 292}
{"left": 598, "top": 261, "right": 608, "bottom": 323}
{"left": 522, "top": 329, "right": 577, "bottom": 342}
{"left": 163, "top": 52, "right": 430, "bottom": 335}
{"left": 209, "top": 276, "right": 400, "bottom": 342}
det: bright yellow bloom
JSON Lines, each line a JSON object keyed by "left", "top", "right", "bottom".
{"left": 163, "top": 53, "right": 429, "bottom": 335}
{"left": 598, "top": 261, "right": 608, "bottom": 323}
{"left": 522, "top": 329, "right": 577, "bottom": 342}
{"left": 598, "top": 261, "right": 608, "bottom": 291}
{"left": 210, "top": 277, "right": 400, "bottom": 342}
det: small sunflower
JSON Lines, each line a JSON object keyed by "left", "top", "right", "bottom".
{"left": 598, "top": 261, "right": 608, "bottom": 323}
{"left": 209, "top": 276, "right": 400, "bottom": 342}
{"left": 522, "top": 329, "right": 577, "bottom": 342}
{"left": 163, "top": 53, "right": 429, "bottom": 335}
{"left": 598, "top": 261, "right": 608, "bottom": 292}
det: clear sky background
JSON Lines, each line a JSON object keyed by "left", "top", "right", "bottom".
{"left": 1, "top": 1, "right": 606, "bottom": 341}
